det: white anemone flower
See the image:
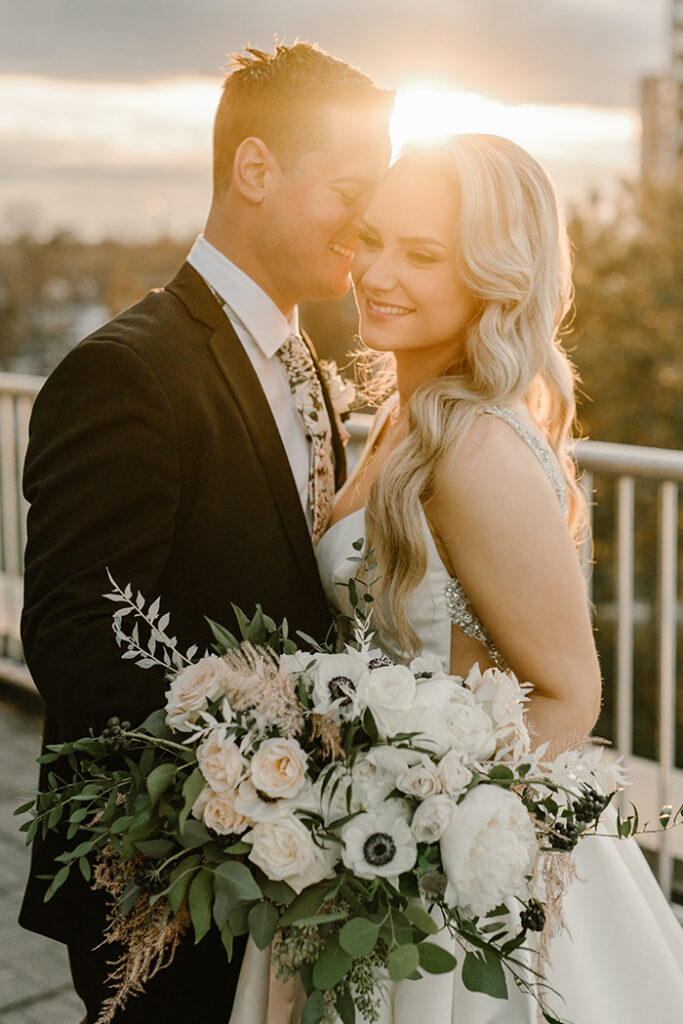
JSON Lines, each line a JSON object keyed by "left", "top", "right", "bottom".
{"left": 341, "top": 811, "right": 417, "bottom": 881}
{"left": 309, "top": 651, "right": 367, "bottom": 720}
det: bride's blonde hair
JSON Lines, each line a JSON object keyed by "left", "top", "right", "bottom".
{"left": 363, "top": 134, "right": 585, "bottom": 655}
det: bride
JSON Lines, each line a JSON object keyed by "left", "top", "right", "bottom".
{"left": 235, "top": 135, "right": 683, "bottom": 1022}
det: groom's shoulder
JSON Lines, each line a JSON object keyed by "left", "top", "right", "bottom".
{"left": 50, "top": 264, "right": 214, "bottom": 382}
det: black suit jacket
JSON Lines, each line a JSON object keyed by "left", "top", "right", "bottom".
{"left": 19, "top": 261, "right": 346, "bottom": 945}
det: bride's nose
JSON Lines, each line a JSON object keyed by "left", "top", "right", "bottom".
{"left": 360, "top": 250, "right": 398, "bottom": 291}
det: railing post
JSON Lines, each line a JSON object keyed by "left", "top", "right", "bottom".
{"left": 579, "top": 470, "right": 594, "bottom": 605}
{"left": 616, "top": 477, "right": 635, "bottom": 808}
{"left": 657, "top": 481, "right": 678, "bottom": 899}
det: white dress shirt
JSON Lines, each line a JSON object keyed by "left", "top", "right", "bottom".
{"left": 186, "top": 234, "right": 312, "bottom": 529}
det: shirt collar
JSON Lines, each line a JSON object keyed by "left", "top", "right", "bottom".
{"left": 187, "top": 234, "right": 299, "bottom": 358}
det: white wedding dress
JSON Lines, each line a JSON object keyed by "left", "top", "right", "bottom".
{"left": 231, "top": 405, "right": 683, "bottom": 1024}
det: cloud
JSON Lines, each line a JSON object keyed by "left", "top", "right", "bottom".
{"left": 3, "top": 0, "right": 670, "bottom": 106}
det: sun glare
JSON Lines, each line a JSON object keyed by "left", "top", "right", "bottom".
{"left": 390, "top": 83, "right": 638, "bottom": 164}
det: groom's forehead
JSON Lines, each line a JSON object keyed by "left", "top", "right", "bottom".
{"left": 303, "top": 103, "right": 391, "bottom": 169}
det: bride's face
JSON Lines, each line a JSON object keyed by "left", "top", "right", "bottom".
{"left": 352, "top": 159, "right": 475, "bottom": 363}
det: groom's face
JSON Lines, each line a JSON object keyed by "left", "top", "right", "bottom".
{"left": 262, "top": 104, "right": 391, "bottom": 312}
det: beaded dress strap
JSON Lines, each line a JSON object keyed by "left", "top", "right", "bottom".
{"left": 444, "top": 406, "right": 568, "bottom": 669}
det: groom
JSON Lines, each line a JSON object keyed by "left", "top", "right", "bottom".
{"left": 19, "top": 43, "right": 392, "bottom": 1022}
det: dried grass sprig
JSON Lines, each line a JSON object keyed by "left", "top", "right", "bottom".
{"left": 90, "top": 847, "right": 190, "bottom": 1024}
{"left": 222, "top": 643, "right": 305, "bottom": 738}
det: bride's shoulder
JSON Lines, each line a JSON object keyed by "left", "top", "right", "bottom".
{"left": 431, "top": 405, "right": 560, "bottom": 518}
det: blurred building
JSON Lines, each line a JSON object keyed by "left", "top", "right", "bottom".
{"left": 641, "top": 0, "right": 683, "bottom": 183}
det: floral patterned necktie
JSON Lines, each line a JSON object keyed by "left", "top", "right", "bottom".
{"left": 277, "top": 333, "right": 335, "bottom": 546}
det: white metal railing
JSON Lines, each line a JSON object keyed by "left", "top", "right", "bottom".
{"left": 1, "top": 384, "right": 681, "bottom": 902}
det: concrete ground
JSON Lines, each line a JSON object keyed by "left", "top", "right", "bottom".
{"left": 0, "top": 681, "right": 85, "bottom": 1023}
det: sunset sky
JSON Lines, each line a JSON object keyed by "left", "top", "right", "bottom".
{"left": 0, "top": 0, "right": 673, "bottom": 241}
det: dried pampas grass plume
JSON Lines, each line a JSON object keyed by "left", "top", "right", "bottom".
{"left": 222, "top": 643, "right": 305, "bottom": 738}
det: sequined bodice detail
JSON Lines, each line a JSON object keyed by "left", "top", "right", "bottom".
{"left": 316, "top": 404, "right": 567, "bottom": 669}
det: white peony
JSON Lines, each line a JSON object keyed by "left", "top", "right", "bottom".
{"left": 411, "top": 677, "right": 497, "bottom": 759}
{"left": 245, "top": 814, "right": 338, "bottom": 893}
{"left": 309, "top": 651, "right": 367, "bottom": 720}
{"left": 249, "top": 737, "right": 308, "bottom": 800}
{"left": 411, "top": 795, "right": 454, "bottom": 843}
{"left": 396, "top": 759, "right": 442, "bottom": 799}
{"left": 165, "top": 655, "right": 231, "bottom": 732}
{"left": 341, "top": 810, "right": 417, "bottom": 881}
{"left": 437, "top": 750, "right": 473, "bottom": 797}
{"left": 357, "top": 665, "right": 417, "bottom": 738}
{"left": 202, "top": 788, "right": 249, "bottom": 835}
{"left": 465, "top": 664, "right": 531, "bottom": 759}
{"left": 440, "top": 786, "right": 538, "bottom": 918}
{"left": 197, "top": 726, "right": 245, "bottom": 793}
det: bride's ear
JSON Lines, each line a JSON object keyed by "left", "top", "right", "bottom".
{"left": 232, "top": 137, "right": 277, "bottom": 204}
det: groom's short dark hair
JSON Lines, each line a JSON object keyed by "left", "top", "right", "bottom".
{"left": 213, "top": 42, "right": 393, "bottom": 193}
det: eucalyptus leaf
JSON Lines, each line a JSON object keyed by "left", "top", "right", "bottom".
{"left": 146, "top": 763, "right": 178, "bottom": 807}
{"left": 312, "top": 936, "right": 352, "bottom": 990}
{"left": 339, "top": 918, "right": 379, "bottom": 957}
{"left": 417, "top": 942, "right": 457, "bottom": 974}
{"left": 213, "top": 860, "right": 262, "bottom": 901}
{"left": 188, "top": 869, "right": 214, "bottom": 944}
{"left": 278, "top": 882, "right": 329, "bottom": 927}
{"left": 43, "top": 865, "right": 70, "bottom": 902}
{"left": 302, "top": 990, "right": 326, "bottom": 1024}
{"left": 248, "top": 901, "right": 279, "bottom": 950}
{"left": 405, "top": 904, "right": 439, "bottom": 935}
{"left": 387, "top": 943, "right": 419, "bottom": 981}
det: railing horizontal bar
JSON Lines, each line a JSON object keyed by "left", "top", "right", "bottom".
{"left": 349, "top": 415, "right": 683, "bottom": 482}
{"left": 576, "top": 439, "right": 683, "bottom": 481}
{"left": 0, "top": 372, "right": 45, "bottom": 398}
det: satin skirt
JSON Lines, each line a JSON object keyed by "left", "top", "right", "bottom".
{"left": 229, "top": 827, "right": 683, "bottom": 1024}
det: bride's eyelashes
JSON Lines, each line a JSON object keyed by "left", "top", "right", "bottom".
{"left": 358, "top": 229, "right": 382, "bottom": 250}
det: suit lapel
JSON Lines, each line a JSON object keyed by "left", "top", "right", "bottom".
{"left": 165, "top": 263, "right": 323, "bottom": 595}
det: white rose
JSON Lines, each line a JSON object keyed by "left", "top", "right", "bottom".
{"left": 197, "top": 726, "right": 245, "bottom": 794}
{"left": 437, "top": 750, "right": 473, "bottom": 796}
{"left": 365, "top": 746, "right": 422, "bottom": 777}
{"left": 440, "top": 786, "right": 538, "bottom": 918}
{"left": 245, "top": 814, "right": 338, "bottom": 893}
{"left": 250, "top": 737, "right": 308, "bottom": 800}
{"left": 165, "top": 655, "right": 231, "bottom": 732}
{"left": 192, "top": 784, "right": 211, "bottom": 821}
{"left": 202, "top": 789, "right": 249, "bottom": 835}
{"left": 357, "top": 665, "right": 417, "bottom": 738}
{"left": 411, "top": 795, "right": 454, "bottom": 843}
{"left": 397, "top": 760, "right": 442, "bottom": 799}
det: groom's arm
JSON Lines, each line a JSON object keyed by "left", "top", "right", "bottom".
{"left": 21, "top": 337, "right": 180, "bottom": 737}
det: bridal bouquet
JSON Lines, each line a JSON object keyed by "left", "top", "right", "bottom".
{"left": 19, "top": 566, "right": 634, "bottom": 1024}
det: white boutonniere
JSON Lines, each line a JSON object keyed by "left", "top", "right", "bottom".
{"left": 318, "top": 360, "right": 357, "bottom": 421}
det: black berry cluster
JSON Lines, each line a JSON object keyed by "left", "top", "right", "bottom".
{"left": 572, "top": 787, "right": 609, "bottom": 823}
{"left": 520, "top": 898, "right": 546, "bottom": 932}
{"left": 548, "top": 820, "right": 580, "bottom": 851}
{"left": 101, "top": 716, "right": 132, "bottom": 750}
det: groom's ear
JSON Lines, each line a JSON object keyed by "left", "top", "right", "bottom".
{"left": 232, "top": 137, "right": 277, "bottom": 204}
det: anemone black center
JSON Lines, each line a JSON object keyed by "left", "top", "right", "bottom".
{"left": 368, "top": 656, "right": 392, "bottom": 670}
{"left": 328, "top": 675, "right": 355, "bottom": 705}
{"left": 363, "top": 831, "right": 396, "bottom": 866}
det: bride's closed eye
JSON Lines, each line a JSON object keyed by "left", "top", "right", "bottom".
{"left": 406, "top": 249, "right": 439, "bottom": 265}
{"left": 358, "top": 230, "right": 382, "bottom": 250}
